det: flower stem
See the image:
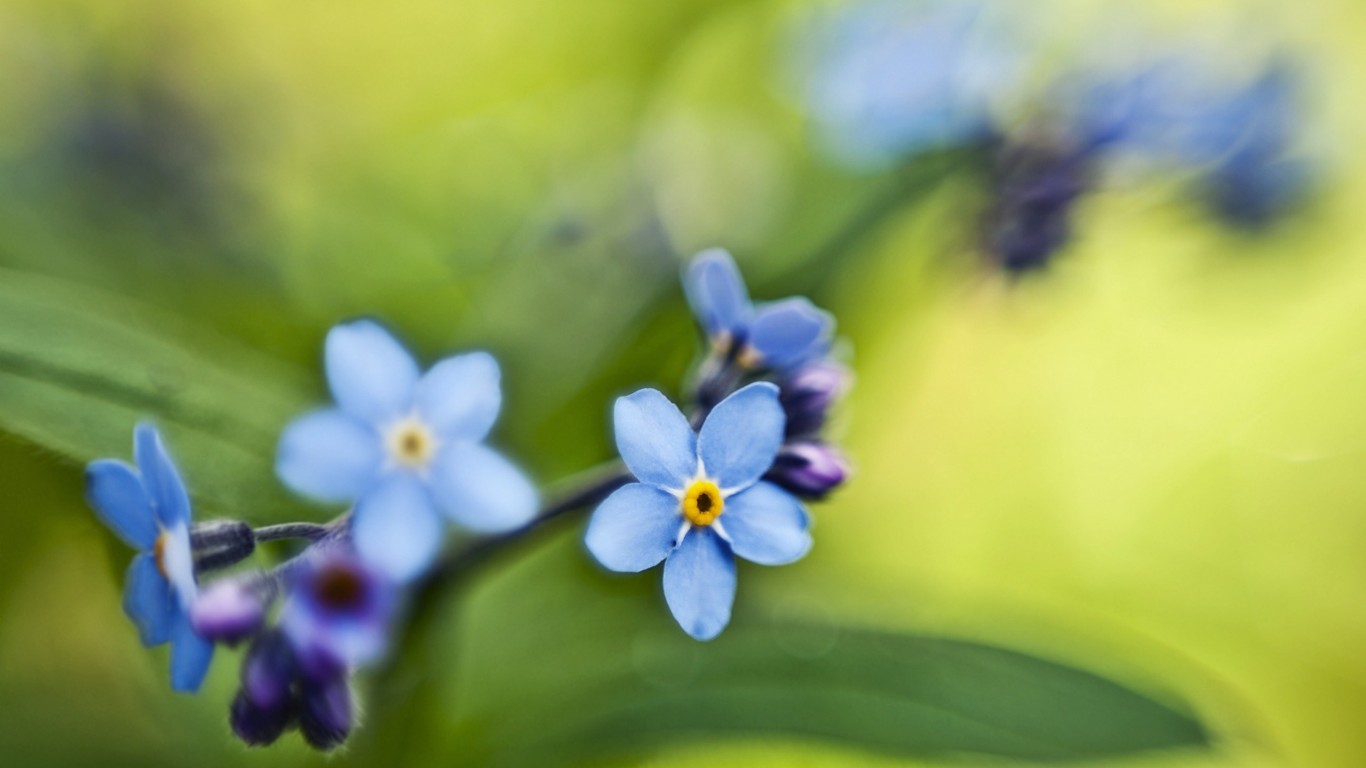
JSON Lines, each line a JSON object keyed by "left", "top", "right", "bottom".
{"left": 254, "top": 522, "right": 334, "bottom": 543}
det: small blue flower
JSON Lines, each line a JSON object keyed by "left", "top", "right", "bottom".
{"left": 280, "top": 551, "right": 395, "bottom": 675}
{"left": 685, "top": 249, "right": 833, "bottom": 371}
{"left": 277, "top": 320, "right": 537, "bottom": 582}
{"left": 85, "top": 423, "right": 214, "bottom": 692}
{"left": 586, "top": 383, "right": 812, "bottom": 640}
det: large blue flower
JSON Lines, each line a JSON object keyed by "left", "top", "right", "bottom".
{"left": 85, "top": 423, "right": 214, "bottom": 692}
{"left": 277, "top": 320, "right": 537, "bottom": 582}
{"left": 685, "top": 249, "right": 833, "bottom": 371}
{"left": 586, "top": 383, "right": 812, "bottom": 640}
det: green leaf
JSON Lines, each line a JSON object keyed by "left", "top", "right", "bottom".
{"left": 0, "top": 267, "right": 316, "bottom": 522}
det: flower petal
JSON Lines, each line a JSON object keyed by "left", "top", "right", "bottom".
{"left": 161, "top": 523, "right": 198, "bottom": 610}
{"left": 684, "top": 248, "right": 752, "bottom": 335}
{"left": 325, "top": 320, "right": 420, "bottom": 425}
{"left": 748, "top": 297, "right": 834, "bottom": 370}
{"left": 662, "top": 527, "right": 736, "bottom": 641}
{"left": 352, "top": 476, "right": 443, "bottom": 583}
{"left": 85, "top": 460, "right": 156, "bottom": 549}
{"left": 276, "top": 409, "right": 382, "bottom": 503}
{"left": 698, "top": 382, "right": 785, "bottom": 491}
{"left": 415, "top": 351, "right": 502, "bottom": 441}
{"left": 430, "top": 442, "right": 537, "bottom": 533}
{"left": 614, "top": 389, "right": 697, "bottom": 490}
{"left": 134, "top": 423, "right": 191, "bottom": 528}
{"left": 720, "top": 482, "right": 812, "bottom": 565}
{"left": 169, "top": 612, "right": 214, "bottom": 692}
{"left": 123, "top": 553, "right": 174, "bottom": 646}
{"left": 585, "top": 483, "right": 682, "bottom": 572}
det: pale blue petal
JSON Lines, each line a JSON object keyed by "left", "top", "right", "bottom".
{"left": 662, "top": 527, "right": 735, "bottom": 641}
{"left": 325, "top": 320, "right": 420, "bottom": 425}
{"left": 697, "top": 382, "right": 785, "bottom": 491}
{"left": 584, "top": 483, "right": 682, "bottom": 572}
{"left": 123, "top": 554, "right": 173, "bottom": 646}
{"left": 352, "top": 476, "right": 443, "bottom": 583}
{"left": 720, "top": 482, "right": 811, "bottom": 565}
{"left": 748, "top": 298, "right": 833, "bottom": 370}
{"left": 415, "top": 351, "right": 501, "bottom": 442}
{"left": 430, "top": 442, "right": 537, "bottom": 533}
{"left": 134, "top": 423, "right": 191, "bottom": 528}
{"left": 85, "top": 460, "right": 156, "bottom": 549}
{"left": 169, "top": 612, "right": 214, "bottom": 692}
{"left": 276, "top": 409, "right": 382, "bottom": 503}
{"left": 614, "top": 389, "right": 697, "bottom": 490}
{"left": 684, "top": 248, "right": 752, "bottom": 335}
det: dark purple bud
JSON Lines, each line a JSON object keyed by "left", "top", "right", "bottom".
{"left": 983, "top": 138, "right": 1092, "bottom": 274}
{"left": 189, "top": 520, "right": 256, "bottom": 571}
{"left": 229, "top": 689, "right": 291, "bottom": 747}
{"left": 298, "top": 672, "right": 353, "bottom": 751}
{"left": 779, "top": 361, "right": 850, "bottom": 439}
{"left": 191, "top": 579, "right": 267, "bottom": 643}
{"left": 242, "top": 631, "right": 295, "bottom": 710}
{"left": 766, "top": 442, "right": 849, "bottom": 499}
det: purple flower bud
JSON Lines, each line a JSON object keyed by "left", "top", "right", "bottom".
{"left": 766, "top": 442, "right": 849, "bottom": 498}
{"left": 191, "top": 580, "right": 266, "bottom": 643}
{"left": 298, "top": 672, "right": 353, "bottom": 751}
{"left": 229, "top": 689, "right": 291, "bottom": 747}
{"left": 779, "top": 361, "right": 850, "bottom": 438}
{"left": 241, "top": 631, "right": 295, "bottom": 711}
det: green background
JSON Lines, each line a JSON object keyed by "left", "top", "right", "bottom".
{"left": 0, "top": 0, "right": 1362, "bottom": 765}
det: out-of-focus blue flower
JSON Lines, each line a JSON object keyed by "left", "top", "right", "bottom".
{"left": 277, "top": 320, "right": 537, "bottom": 582}
{"left": 792, "top": 0, "right": 1024, "bottom": 169}
{"left": 685, "top": 249, "right": 833, "bottom": 371}
{"left": 280, "top": 551, "right": 395, "bottom": 676}
{"left": 982, "top": 139, "right": 1093, "bottom": 273}
{"left": 586, "top": 384, "right": 811, "bottom": 641}
{"left": 85, "top": 423, "right": 214, "bottom": 692}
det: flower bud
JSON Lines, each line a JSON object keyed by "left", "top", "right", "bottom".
{"left": 191, "top": 580, "right": 267, "bottom": 643}
{"left": 766, "top": 442, "right": 849, "bottom": 499}
{"left": 241, "top": 631, "right": 295, "bottom": 711}
{"left": 298, "top": 672, "right": 353, "bottom": 751}
{"left": 779, "top": 361, "right": 850, "bottom": 439}
{"left": 188, "top": 520, "right": 256, "bottom": 571}
{"left": 229, "top": 689, "right": 291, "bottom": 747}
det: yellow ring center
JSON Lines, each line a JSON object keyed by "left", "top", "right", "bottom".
{"left": 387, "top": 418, "right": 436, "bottom": 468}
{"left": 682, "top": 480, "right": 724, "bottom": 527}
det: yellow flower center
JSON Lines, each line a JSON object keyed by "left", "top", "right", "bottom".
{"left": 387, "top": 418, "right": 436, "bottom": 468}
{"left": 682, "top": 479, "right": 724, "bottom": 527}
{"left": 153, "top": 531, "right": 169, "bottom": 577}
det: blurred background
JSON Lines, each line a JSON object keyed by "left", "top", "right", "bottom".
{"left": 1, "top": 0, "right": 1364, "bottom": 765}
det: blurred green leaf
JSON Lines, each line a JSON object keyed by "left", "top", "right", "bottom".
{"left": 0, "top": 266, "right": 314, "bottom": 522}
{"left": 461, "top": 619, "right": 1210, "bottom": 765}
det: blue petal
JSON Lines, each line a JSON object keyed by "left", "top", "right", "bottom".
{"left": 684, "top": 248, "right": 752, "bottom": 335}
{"left": 134, "top": 423, "right": 191, "bottom": 528}
{"left": 748, "top": 298, "right": 833, "bottom": 370}
{"left": 276, "top": 409, "right": 382, "bottom": 503}
{"left": 430, "top": 442, "right": 537, "bottom": 533}
{"left": 85, "top": 460, "right": 156, "bottom": 549}
{"left": 415, "top": 351, "right": 501, "bottom": 442}
{"left": 123, "top": 553, "right": 173, "bottom": 646}
{"left": 697, "top": 382, "right": 785, "bottom": 491}
{"left": 169, "top": 612, "right": 214, "bottom": 692}
{"left": 720, "top": 482, "right": 811, "bottom": 565}
{"left": 614, "top": 389, "right": 697, "bottom": 490}
{"left": 352, "top": 475, "right": 443, "bottom": 583}
{"left": 585, "top": 483, "right": 682, "bottom": 572}
{"left": 662, "top": 527, "right": 736, "bottom": 641}
{"left": 325, "top": 320, "right": 420, "bottom": 425}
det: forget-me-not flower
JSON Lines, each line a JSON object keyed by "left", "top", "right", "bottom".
{"left": 277, "top": 320, "right": 537, "bottom": 582}
{"left": 281, "top": 551, "right": 395, "bottom": 675}
{"left": 686, "top": 249, "right": 833, "bottom": 372}
{"left": 85, "top": 423, "right": 214, "bottom": 692}
{"left": 586, "top": 383, "right": 812, "bottom": 640}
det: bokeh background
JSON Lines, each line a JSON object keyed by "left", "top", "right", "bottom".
{"left": 1, "top": 0, "right": 1364, "bottom": 765}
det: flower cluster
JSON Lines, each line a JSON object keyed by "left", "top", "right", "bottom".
{"left": 83, "top": 250, "right": 850, "bottom": 748}
{"left": 790, "top": 0, "right": 1314, "bottom": 273}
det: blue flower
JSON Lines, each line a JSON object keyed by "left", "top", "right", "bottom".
{"left": 586, "top": 383, "right": 812, "bottom": 640}
{"left": 277, "top": 320, "right": 537, "bottom": 582}
{"left": 84, "top": 423, "right": 214, "bottom": 692}
{"left": 280, "top": 551, "right": 395, "bottom": 675}
{"left": 685, "top": 249, "right": 833, "bottom": 371}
